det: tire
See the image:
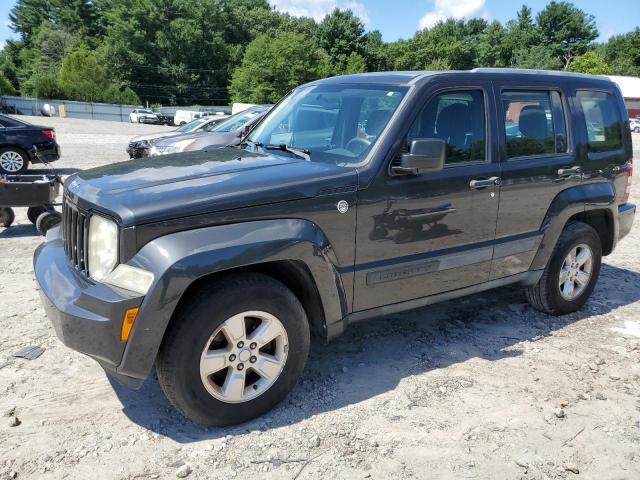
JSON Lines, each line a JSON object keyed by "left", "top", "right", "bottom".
{"left": 35, "top": 210, "right": 62, "bottom": 235}
{"left": 156, "top": 273, "right": 310, "bottom": 426}
{"left": 0, "top": 147, "right": 29, "bottom": 174}
{"left": 27, "top": 206, "right": 48, "bottom": 224}
{"left": 0, "top": 207, "right": 15, "bottom": 228}
{"left": 526, "top": 221, "right": 602, "bottom": 315}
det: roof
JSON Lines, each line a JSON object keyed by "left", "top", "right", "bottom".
{"left": 309, "top": 68, "right": 618, "bottom": 87}
{"left": 604, "top": 75, "right": 640, "bottom": 99}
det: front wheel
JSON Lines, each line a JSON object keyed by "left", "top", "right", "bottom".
{"left": 156, "top": 273, "right": 310, "bottom": 426}
{"left": 526, "top": 221, "right": 602, "bottom": 315}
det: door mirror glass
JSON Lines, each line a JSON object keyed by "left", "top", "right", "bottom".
{"left": 393, "top": 138, "right": 445, "bottom": 175}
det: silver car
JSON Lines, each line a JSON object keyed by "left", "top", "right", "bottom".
{"left": 150, "top": 106, "right": 269, "bottom": 156}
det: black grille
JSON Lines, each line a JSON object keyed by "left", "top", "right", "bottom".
{"left": 62, "top": 197, "right": 89, "bottom": 273}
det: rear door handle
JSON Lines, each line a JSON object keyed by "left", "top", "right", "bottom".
{"left": 469, "top": 176, "right": 501, "bottom": 189}
{"left": 557, "top": 166, "right": 582, "bottom": 177}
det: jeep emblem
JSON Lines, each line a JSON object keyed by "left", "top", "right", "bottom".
{"left": 337, "top": 200, "right": 349, "bottom": 214}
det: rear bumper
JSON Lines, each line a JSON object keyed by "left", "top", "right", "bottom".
{"left": 618, "top": 203, "right": 636, "bottom": 241}
{"left": 33, "top": 226, "right": 144, "bottom": 387}
{"left": 30, "top": 142, "right": 60, "bottom": 164}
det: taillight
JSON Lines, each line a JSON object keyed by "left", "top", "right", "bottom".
{"left": 622, "top": 158, "right": 633, "bottom": 204}
{"left": 41, "top": 130, "right": 56, "bottom": 141}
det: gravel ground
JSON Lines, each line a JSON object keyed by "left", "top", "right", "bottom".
{"left": 1, "top": 116, "right": 640, "bottom": 480}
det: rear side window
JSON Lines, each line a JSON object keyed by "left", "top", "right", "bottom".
{"left": 0, "top": 116, "right": 24, "bottom": 127}
{"left": 502, "top": 90, "right": 567, "bottom": 159}
{"left": 577, "top": 91, "right": 623, "bottom": 152}
{"left": 407, "top": 90, "right": 486, "bottom": 165}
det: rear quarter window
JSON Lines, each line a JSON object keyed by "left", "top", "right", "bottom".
{"left": 577, "top": 90, "right": 623, "bottom": 152}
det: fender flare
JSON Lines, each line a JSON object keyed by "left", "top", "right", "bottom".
{"left": 530, "top": 182, "right": 616, "bottom": 271}
{"left": 116, "top": 219, "right": 348, "bottom": 380}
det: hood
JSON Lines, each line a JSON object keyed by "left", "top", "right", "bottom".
{"left": 130, "top": 130, "right": 181, "bottom": 143}
{"left": 65, "top": 147, "right": 358, "bottom": 226}
{"left": 154, "top": 129, "right": 237, "bottom": 147}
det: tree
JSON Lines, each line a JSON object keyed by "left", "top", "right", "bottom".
{"left": 0, "top": 72, "right": 17, "bottom": 95}
{"left": 229, "top": 32, "right": 321, "bottom": 103}
{"left": 314, "top": 9, "right": 365, "bottom": 64}
{"left": 568, "top": 51, "right": 611, "bottom": 74}
{"left": 10, "top": 0, "right": 100, "bottom": 44}
{"left": 604, "top": 29, "right": 640, "bottom": 76}
{"left": 58, "top": 45, "right": 109, "bottom": 101}
{"left": 536, "top": 1, "right": 598, "bottom": 69}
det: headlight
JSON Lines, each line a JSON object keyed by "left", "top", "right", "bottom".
{"left": 159, "top": 139, "right": 196, "bottom": 155}
{"left": 88, "top": 214, "right": 118, "bottom": 282}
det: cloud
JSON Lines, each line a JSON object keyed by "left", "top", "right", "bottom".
{"left": 419, "top": 0, "right": 488, "bottom": 30}
{"left": 269, "top": 0, "right": 371, "bottom": 25}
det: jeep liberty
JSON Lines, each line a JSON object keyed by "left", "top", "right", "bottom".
{"left": 34, "top": 69, "right": 636, "bottom": 426}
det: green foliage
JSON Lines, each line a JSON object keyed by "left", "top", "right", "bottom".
{"left": 568, "top": 51, "right": 611, "bottom": 74}
{"left": 0, "top": 72, "right": 17, "bottom": 95}
{"left": 314, "top": 9, "right": 365, "bottom": 63}
{"left": 229, "top": 32, "right": 321, "bottom": 103}
{"left": 536, "top": 1, "right": 598, "bottom": 69}
{"left": 58, "top": 44, "right": 108, "bottom": 101}
{"left": 604, "top": 29, "right": 640, "bottom": 76}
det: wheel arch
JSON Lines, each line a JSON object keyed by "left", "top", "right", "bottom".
{"left": 116, "top": 219, "right": 348, "bottom": 381}
{"left": 530, "top": 182, "right": 617, "bottom": 270}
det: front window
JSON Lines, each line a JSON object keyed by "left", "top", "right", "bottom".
{"left": 177, "top": 117, "right": 207, "bottom": 132}
{"left": 248, "top": 84, "right": 407, "bottom": 164}
{"left": 209, "top": 110, "right": 263, "bottom": 133}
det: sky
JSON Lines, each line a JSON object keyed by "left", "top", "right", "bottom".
{"left": 0, "top": 0, "right": 638, "bottom": 47}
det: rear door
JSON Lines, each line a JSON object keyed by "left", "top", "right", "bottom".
{"left": 575, "top": 89, "right": 631, "bottom": 204}
{"left": 353, "top": 81, "right": 502, "bottom": 311}
{"left": 490, "top": 81, "right": 579, "bottom": 279}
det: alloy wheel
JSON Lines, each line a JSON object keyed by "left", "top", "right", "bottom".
{"left": 0, "top": 151, "right": 24, "bottom": 173}
{"left": 199, "top": 310, "right": 289, "bottom": 403}
{"left": 558, "top": 243, "right": 593, "bottom": 301}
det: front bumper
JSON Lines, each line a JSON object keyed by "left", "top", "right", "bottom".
{"left": 126, "top": 144, "right": 150, "bottom": 159}
{"left": 33, "top": 226, "right": 144, "bottom": 386}
{"left": 618, "top": 203, "right": 636, "bottom": 241}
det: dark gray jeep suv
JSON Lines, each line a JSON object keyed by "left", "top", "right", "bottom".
{"left": 34, "top": 69, "right": 635, "bottom": 426}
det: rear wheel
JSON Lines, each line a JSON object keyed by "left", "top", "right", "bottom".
{"left": 526, "top": 221, "right": 602, "bottom": 315}
{"left": 0, "top": 207, "right": 15, "bottom": 228}
{"left": 27, "top": 206, "right": 48, "bottom": 224}
{"left": 0, "top": 147, "right": 28, "bottom": 174}
{"left": 156, "top": 273, "right": 310, "bottom": 426}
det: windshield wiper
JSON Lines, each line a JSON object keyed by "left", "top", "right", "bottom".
{"left": 262, "top": 143, "right": 310, "bottom": 161}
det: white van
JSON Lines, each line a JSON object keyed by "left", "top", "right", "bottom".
{"left": 173, "top": 110, "right": 201, "bottom": 126}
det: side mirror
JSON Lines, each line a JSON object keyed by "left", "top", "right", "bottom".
{"left": 392, "top": 138, "right": 445, "bottom": 176}
{"left": 237, "top": 125, "right": 251, "bottom": 138}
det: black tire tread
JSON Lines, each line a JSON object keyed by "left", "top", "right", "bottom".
{"left": 526, "top": 221, "right": 601, "bottom": 315}
{"left": 156, "top": 272, "right": 309, "bottom": 426}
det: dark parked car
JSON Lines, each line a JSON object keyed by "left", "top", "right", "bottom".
{"left": 149, "top": 106, "right": 269, "bottom": 156}
{"left": 34, "top": 69, "right": 635, "bottom": 427}
{"left": 0, "top": 114, "right": 60, "bottom": 174}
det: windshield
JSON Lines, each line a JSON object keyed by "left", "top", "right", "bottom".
{"left": 247, "top": 84, "right": 406, "bottom": 164}
{"left": 177, "top": 117, "right": 208, "bottom": 132}
{"left": 209, "top": 109, "right": 263, "bottom": 132}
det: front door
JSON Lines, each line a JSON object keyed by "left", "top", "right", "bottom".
{"left": 353, "top": 84, "right": 501, "bottom": 312}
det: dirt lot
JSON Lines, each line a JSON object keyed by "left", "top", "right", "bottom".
{"left": 1, "top": 116, "right": 639, "bottom": 480}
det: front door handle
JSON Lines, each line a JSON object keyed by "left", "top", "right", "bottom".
{"left": 557, "top": 166, "right": 582, "bottom": 177}
{"left": 469, "top": 176, "right": 501, "bottom": 189}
